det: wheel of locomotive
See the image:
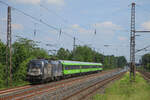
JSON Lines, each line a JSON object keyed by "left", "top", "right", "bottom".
{"left": 41, "top": 79, "right": 45, "bottom": 84}
{"left": 56, "top": 76, "right": 59, "bottom": 81}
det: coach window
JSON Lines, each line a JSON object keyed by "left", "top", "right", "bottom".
{"left": 71, "top": 65, "right": 74, "bottom": 69}
{"left": 76, "top": 65, "right": 80, "bottom": 69}
{"left": 72, "top": 65, "right": 76, "bottom": 69}
{"left": 65, "top": 66, "right": 67, "bottom": 70}
{"left": 83, "top": 65, "right": 87, "bottom": 69}
{"left": 68, "top": 66, "right": 71, "bottom": 70}
{"left": 72, "top": 65, "right": 78, "bottom": 69}
{"left": 77, "top": 65, "right": 80, "bottom": 69}
{"left": 73, "top": 65, "right": 76, "bottom": 69}
{"left": 65, "top": 66, "right": 69, "bottom": 70}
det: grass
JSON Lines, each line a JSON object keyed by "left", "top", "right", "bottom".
{"left": 93, "top": 72, "right": 150, "bottom": 100}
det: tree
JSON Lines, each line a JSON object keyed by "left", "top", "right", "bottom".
{"left": 0, "top": 40, "right": 6, "bottom": 88}
{"left": 56, "top": 48, "right": 71, "bottom": 60}
{"left": 32, "top": 48, "right": 49, "bottom": 59}
{"left": 73, "top": 45, "right": 93, "bottom": 62}
{"left": 0, "top": 63, "right": 5, "bottom": 88}
{"left": 141, "top": 53, "right": 150, "bottom": 71}
{"left": 56, "top": 45, "right": 127, "bottom": 69}
{"left": 0, "top": 40, "right": 6, "bottom": 65}
{"left": 12, "top": 37, "right": 49, "bottom": 82}
{"left": 117, "top": 56, "right": 127, "bottom": 68}
{"left": 13, "top": 57, "right": 34, "bottom": 82}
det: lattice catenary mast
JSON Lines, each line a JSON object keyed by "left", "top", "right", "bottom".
{"left": 6, "top": 6, "right": 12, "bottom": 86}
{"left": 130, "top": 3, "right": 136, "bottom": 81}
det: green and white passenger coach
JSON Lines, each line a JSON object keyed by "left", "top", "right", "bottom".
{"left": 27, "top": 59, "right": 103, "bottom": 82}
{"left": 61, "top": 60, "right": 103, "bottom": 75}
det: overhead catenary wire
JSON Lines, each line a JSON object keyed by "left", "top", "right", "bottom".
{"left": 40, "top": 4, "right": 68, "bottom": 24}
{"left": 0, "top": 1, "right": 96, "bottom": 51}
{"left": 39, "top": 2, "right": 130, "bottom": 50}
{"left": 0, "top": 1, "right": 77, "bottom": 41}
{"left": 39, "top": 4, "right": 100, "bottom": 35}
{"left": 0, "top": 0, "right": 122, "bottom": 55}
{"left": 1, "top": 1, "right": 101, "bottom": 52}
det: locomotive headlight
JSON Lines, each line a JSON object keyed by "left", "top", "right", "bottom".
{"left": 28, "top": 68, "right": 42, "bottom": 76}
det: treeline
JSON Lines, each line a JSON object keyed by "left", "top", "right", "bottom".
{"left": 141, "top": 53, "right": 150, "bottom": 71}
{"left": 0, "top": 37, "right": 127, "bottom": 88}
{"left": 56, "top": 47, "right": 127, "bottom": 69}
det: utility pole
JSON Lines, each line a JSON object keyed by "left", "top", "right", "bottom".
{"left": 6, "top": 6, "right": 12, "bottom": 86}
{"left": 73, "top": 37, "right": 75, "bottom": 51}
{"left": 93, "top": 48, "right": 96, "bottom": 62}
{"left": 103, "top": 51, "right": 105, "bottom": 64}
{"left": 130, "top": 2, "right": 136, "bottom": 81}
{"left": 73, "top": 37, "right": 76, "bottom": 60}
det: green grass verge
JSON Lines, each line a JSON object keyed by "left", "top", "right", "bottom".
{"left": 93, "top": 72, "right": 150, "bottom": 100}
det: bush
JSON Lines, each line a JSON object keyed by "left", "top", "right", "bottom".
{"left": 13, "top": 57, "right": 35, "bottom": 82}
{"left": 0, "top": 63, "right": 5, "bottom": 88}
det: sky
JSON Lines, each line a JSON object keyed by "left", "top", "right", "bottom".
{"left": 0, "top": 0, "right": 150, "bottom": 62}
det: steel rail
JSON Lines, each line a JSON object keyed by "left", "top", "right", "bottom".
{"left": 62, "top": 72, "right": 125, "bottom": 100}
{"left": 138, "top": 70, "right": 150, "bottom": 81}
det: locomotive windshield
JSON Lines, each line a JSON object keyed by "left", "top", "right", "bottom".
{"left": 29, "top": 61, "right": 42, "bottom": 68}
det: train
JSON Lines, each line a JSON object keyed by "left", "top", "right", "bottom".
{"left": 26, "top": 59, "right": 103, "bottom": 83}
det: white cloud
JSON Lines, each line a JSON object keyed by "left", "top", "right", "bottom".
{"left": 71, "top": 24, "right": 89, "bottom": 33}
{"left": 47, "top": 0, "right": 65, "bottom": 6}
{"left": 46, "top": 21, "right": 123, "bottom": 49}
{"left": 1, "top": 18, "right": 7, "bottom": 21}
{"left": 91, "top": 21, "right": 123, "bottom": 36}
{"left": 118, "top": 36, "right": 127, "bottom": 41}
{"left": 71, "top": 24, "right": 80, "bottom": 29}
{"left": 94, "top": 21, "right": 122, "bottom": 31}
{"left": 11, "top": 0, "right": 41, "bottom": 4}
{"left": 12, "top": 24, "right": 24, "bottom": 30}
{"left": 142, "top": 21, "right": 150, "bottom": 30}
{"left": 61, "top": 21, "right": 122, "bottom": 36}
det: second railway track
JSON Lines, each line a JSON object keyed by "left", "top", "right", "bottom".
{"left": 138, "top": 70, "right": 150, "bottom": 81}
{"left": 62, "top": 71, "right": 125, "bottom": 100}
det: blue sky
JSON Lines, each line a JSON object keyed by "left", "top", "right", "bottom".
{"left": 0, "top": 0, "right": 150, "bottom": 62}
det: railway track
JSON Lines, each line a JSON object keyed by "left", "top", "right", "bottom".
{"left": 0, "top": 85, "right": 32, "bottom": 95}
{"left": 62, "top": 71, "right": 125, "bottom": 100}
{"left": 138, "top": 70, "right": 150, "bottom": 81}
{"left": 26, "top": 69, "right": 126, "bottom": 100}
{"left": 0, "top": 69, "right": 125, "bottom": 100}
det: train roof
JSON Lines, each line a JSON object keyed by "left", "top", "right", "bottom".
{"left": 59, "top": 60, "right": 102, "bottom": 66}
{"left": 30, "top": 59, "right": 47, "bottom": 62}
